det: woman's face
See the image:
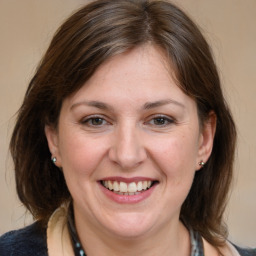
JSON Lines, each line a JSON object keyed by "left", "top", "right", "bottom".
{"left": 46, "top": 45, "right": 215, "bottom": 239}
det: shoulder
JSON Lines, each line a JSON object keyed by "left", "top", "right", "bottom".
{"left": 233, "top": 244, "right": 256, "bottom": 256}
{"left": 203, "top": 238, "right": 256, "bottom": 256}
{"left": 0, "top": 222, "right": 47, "bottom": 256}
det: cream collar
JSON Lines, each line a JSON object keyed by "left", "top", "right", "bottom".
{"left": 46, "top": 205, "right": 240, "bottom": 256}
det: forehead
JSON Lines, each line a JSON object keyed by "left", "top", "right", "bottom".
{"left": 99, "top": 45, "right": 173, "bottom": 82}
{"left": 63, "top": 44, "right": 195, "bottom": 112}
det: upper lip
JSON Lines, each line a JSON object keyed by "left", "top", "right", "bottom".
{"left": 100, "top": 176, "right": 157, "bottom": 183}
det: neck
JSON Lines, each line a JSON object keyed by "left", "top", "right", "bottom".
{"left": 74, "top": 211, "right": 190, "bottom": 256}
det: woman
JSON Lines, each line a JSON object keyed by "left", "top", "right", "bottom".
{"left": 0, "top": 0, "right": 255, "bottom": 255}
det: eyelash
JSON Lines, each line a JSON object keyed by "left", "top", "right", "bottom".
{"left": 80, "top": 115, "right": 110, "bottom": 127}
{"left": 145, "top": 115, "right": 175, "bottom": 127}
{"left": 80, "top": 114, "right": 174, "bottom": 129}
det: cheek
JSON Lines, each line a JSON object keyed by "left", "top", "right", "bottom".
{"left": 154, "top": 134, "right": 198, "bottom": 165}
{"left": 58, "top": 131, "right": 108, "bottom": 178}
{"left": 146, "top": 135, "right": 198, "bottom": 216}
{"left": 150, "top": 134, "right": 199, "bottom": 183}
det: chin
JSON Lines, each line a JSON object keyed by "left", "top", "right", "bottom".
{"left": 97, "top": 212, "right": 156, "bottom": 239}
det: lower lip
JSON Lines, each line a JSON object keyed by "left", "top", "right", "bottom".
{"left": 99, "top": 183, "right": 157, "bottom": 204}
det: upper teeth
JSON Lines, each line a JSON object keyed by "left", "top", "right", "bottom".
{"left": 103, "top": 181, "right": 152, "bottom": 193}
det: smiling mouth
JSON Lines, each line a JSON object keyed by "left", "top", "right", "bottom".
{"left": 100, "top": 180, "right": 158, "bottom": 195}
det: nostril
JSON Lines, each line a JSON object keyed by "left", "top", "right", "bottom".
{"left": 109, "top": 151, "right": 145, "bottom": 169}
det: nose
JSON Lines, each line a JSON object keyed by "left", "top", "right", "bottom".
{"left": 108, "top": 123, "right": 147, "bottom": 170}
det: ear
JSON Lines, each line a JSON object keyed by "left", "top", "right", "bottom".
{"left": 196, "top": 111, "right": 216, "bottom": 170}
{"left": 45, "top": 125, "right": 62, "bottom": 168}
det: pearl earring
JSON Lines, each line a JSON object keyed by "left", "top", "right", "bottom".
{"left": 51, "top": 157, "right": 57, "bottom": 164}
{"left": 199, "top": 161, "right": 205, "bottom": 167}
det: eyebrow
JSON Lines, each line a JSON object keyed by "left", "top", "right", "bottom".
{"left": 143, "top": 99, "right": 185, "bottom": 109}
{"left": 71, "top": 101, "right": 114, "bottom": 111}
{"left": 70, "top": 99, "right": 185, "bottom": 111}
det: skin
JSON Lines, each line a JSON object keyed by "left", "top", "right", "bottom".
{"left": 45, "top": 44, "right": 216, "bottom": 256}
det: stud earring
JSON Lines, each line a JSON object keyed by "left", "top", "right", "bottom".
{"left": 51, "top": 157, "right": 57, "bottom": 164}
{"left": 199, "top": 161, "right": 205, "bottom": 167}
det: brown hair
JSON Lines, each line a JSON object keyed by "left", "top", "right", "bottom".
{"left": 10, "top": 0, "right": 236, "bottom": 247}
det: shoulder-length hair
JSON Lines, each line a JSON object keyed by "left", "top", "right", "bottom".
{"left": 10, "top": 0, "right": 236, "bottom": 247}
